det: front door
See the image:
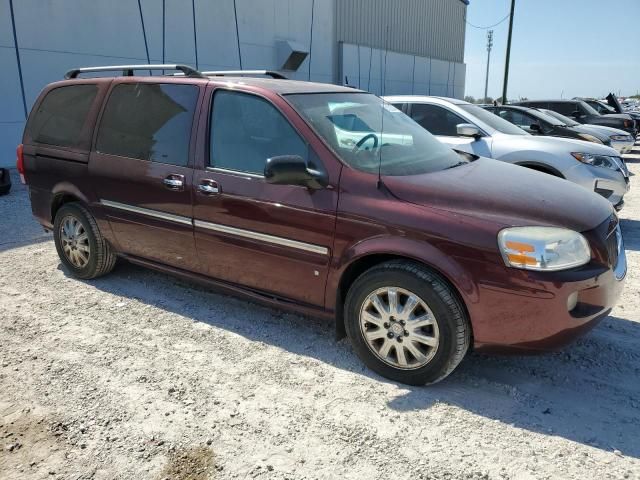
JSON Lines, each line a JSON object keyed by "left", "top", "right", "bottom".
{"left": 192, "top": 88, "right": 338, "bottom": 307}
{"left": 90, "top": 81, "right": 202, "bottom": 271}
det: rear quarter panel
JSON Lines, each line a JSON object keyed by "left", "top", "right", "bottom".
{"left": 22, "top": 80, "right": 111, "bottom": 232}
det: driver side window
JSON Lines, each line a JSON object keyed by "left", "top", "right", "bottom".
{"left": 209, "top": 90, "right": 308, "bottom": 175}
{"left": 502, "top": 110, "right": 536, "bottom": 129}
{"left": 409, "top": 104, "right": 467, "bottom": 136}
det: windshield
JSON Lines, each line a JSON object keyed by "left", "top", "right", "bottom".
{"left": 595, "top": 101, "right": 615, "bottom": 113}
{"left": 526, "top": 109, "right": 565, "bottom": 126}
{"left": 540, "top": 109, "right": 579, "bottom": 126}
{"left": 579, "top": 101, "right": 600, "bottom": 116}
{"left": 285, "top": 93, "right": 462, "bottom": 176}
{"left": 459, "top": 104, "right": 528, "bottom": 135}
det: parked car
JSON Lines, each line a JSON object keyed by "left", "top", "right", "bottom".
{"left": 514, "top": 99, "right": 637, "bottom": 136}
{"left": 18, "top": 65, "right": 627, "bottom": 385}
{"left": 385, "top": 96, "right": 629, "bottom": 209}
{"left": 540, "top": 108, "right": 635, "bottom": 155}
{"left": 603, "top": 93, "right": 640, "bottom": 126}
{"left": 582, "top": 98, "right": 617, "bottom": 115}
{"left": 483, "top": 104, "right": 613, "bottom": 145}
{"left": 0, "top": 167, "right": 11, "bottom": 195}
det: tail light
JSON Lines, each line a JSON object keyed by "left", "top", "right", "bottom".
{"left": 16, "top": 143, "right": 25, "bottom": 184}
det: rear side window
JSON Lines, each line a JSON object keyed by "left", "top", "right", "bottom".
{"left": 210, "top": 90, "right": 307, "bottom": 175}
{"left": 549, "top": 102, "right": 576, "bottom": 116}
{"left": 96, "top": 83, "right": 199, "bottom": 166}
{"left": 28, "top": 85, "right": 98, "bottom": 148}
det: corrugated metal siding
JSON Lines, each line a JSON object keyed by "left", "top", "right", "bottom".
{"left": 336, "top": 0, "right": 466, "bottom": 63}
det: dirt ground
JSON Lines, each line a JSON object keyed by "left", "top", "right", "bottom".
{"left": 1, "top": 145, "right": 640, "bottom": 480}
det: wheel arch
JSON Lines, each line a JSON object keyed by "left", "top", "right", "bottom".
{"left": 331, "top": 243, "right": 475, "bottom": 341}
{"left": 50, "top": 183, "right": 90, "bottom": 223}
{"left": 514, "top": 161, "right": 565, "bottom": 178}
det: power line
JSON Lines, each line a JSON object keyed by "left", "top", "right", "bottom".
{"left": 465, "top": 13, "right": 510, "bottom": 30}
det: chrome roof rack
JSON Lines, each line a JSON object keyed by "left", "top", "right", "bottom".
{"left": 64, "top": 64, "right": 206, "bottom": 79}
{"left": 201, "top": 70, "right": 288, "bottom": 79}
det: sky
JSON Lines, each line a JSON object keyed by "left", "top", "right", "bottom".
{"left": 463, "top": 0, "right": 640, "bottom": 101}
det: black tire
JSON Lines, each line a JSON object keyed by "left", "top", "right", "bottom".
{"left": 344, "top": 260, "right": 470, "bottom": 385}
{"left": 53, "top": 202, "right": 116, "bottom": 279}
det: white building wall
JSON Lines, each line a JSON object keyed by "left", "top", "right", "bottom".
{"left": 339, "top": 43, "right": 465, "bottom": 97}
{"left": 0, "top": 0, "right": 466, "bottom": 167}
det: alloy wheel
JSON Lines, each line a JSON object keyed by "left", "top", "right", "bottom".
{"left": 359, "top": 287, "right": 440, "bottom": 370}
{"left": 59, "top": 215, "right": 90, "bottom": 268}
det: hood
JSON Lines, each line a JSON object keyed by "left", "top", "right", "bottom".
{"left": 382, "top": 158, "right": 613, "bottom": 232}
{"left": 582, "top": 124, "right": 633, "bottom": 137}
{"left": 494, "top": 133, "right": 621, "bottom": 156}
{"left": 567, "top": 124, "right": 611, "bottom": 142}
{"left": 606, "top": 93, "right": 624, "bottom": 113}
{"left": 596, "top": 113, "right": 633, "bottom": 121}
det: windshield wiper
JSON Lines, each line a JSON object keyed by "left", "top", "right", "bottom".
{"left": 444, "top": 161, "right": 469, "bottom": 170}
{"left": 453, "top": 149, "right": 479, "bottom": 162}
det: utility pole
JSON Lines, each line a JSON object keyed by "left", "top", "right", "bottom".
{"left": 501, "top": 0, "right": 516, "bottom": 104}
{"left": 484, "top": 30, "right": 493, "bottom": 103}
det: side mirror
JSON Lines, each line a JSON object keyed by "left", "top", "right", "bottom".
{"left": 264, "top": 155, "right": 328, "bottom": 190}
{"left": 456, "top": 123, "right": 482, "bottom": 139}
{"left": 529, "top": 123, "right": 542, "bottom": 133}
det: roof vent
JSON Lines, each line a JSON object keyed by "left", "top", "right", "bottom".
{"left": 277, "top": 40, "right": 309, "bottom": 72}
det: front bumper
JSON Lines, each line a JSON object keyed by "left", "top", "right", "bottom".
{"left": 563, "top": 162, "right": 629, "bottom": 207}
{"left": 470, "top": 220, "right": 626, "bottom": 352}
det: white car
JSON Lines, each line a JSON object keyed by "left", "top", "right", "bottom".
{"left": 384, "top": 96, "right": 630, "bottom": 209}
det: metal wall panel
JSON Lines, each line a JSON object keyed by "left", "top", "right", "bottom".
{"left": 336, "top": 0, "right": 466, "bottom": 63}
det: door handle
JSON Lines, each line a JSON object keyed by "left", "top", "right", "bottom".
{"left": 197, "top": 179, "right": 220, "bottom": 195}
{"left": 163, "top": 174, "right": 185, "bottom": 191}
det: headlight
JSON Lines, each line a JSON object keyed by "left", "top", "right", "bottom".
{"left": 571, "top": 152, "right": 622, "bottom": 171}
{"left": 610, "top": 134, "right": 632, "bottom": 142}
{"left": 577, "top": 133, "right": 603, "bottom": 144}
{"left": 498, "top": 227, "right": 591, "bottom": 271}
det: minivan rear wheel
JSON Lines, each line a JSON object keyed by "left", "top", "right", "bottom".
{"left": 344, "top": 261, "right": 470, "bottom": 385}
{"left": 53, "top": 203, "right": 116, "bottom": 279}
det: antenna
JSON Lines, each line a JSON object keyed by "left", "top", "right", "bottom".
{"left": 377, "top": 25, "right": 390, "bottom": 189}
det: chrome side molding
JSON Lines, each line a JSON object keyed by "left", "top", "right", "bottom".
{"left": 99, "top": 200, "right": 192, "bottom": 226}
{"left": 194, "top": 220, "right": 328, "bottom": 255}
{"left": 99, "top": 199, "right": 329, "bottom": 255}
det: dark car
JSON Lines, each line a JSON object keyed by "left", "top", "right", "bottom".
{"left": 585, "top": 93, "right": 640, "bottom": 127}
{"left": 17, "top": 64, "right": 627, "bottom": 385}
{"left": 514, "top": 99, "right": 637, "bottom": 136}
{"left": 483, "top": 104, "right": 613, "bottom": 145}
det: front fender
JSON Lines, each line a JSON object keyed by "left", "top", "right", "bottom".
{"left": 325, "top": 234, "right": 479, "bottom": 319}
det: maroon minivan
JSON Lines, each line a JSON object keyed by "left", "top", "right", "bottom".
{"left": 18, "top": 65, "right": 627, "bottom": 385}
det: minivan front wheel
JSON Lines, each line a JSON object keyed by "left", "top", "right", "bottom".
{"left": 344, "top": 261, "right": 470, "bottom": 385}
{"left": 53, "top": 203, "right": 116, "bottom": 279}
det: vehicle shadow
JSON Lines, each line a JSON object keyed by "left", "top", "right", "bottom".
{"left": 620, "top": 219, "right": 640, "bottom": 252}
{"left": 76, "top": 261, "right": 640, "bottom": 459}
{"left": 0, "top": 169, "right": 52, "bottom": 252}
{"left": 389, "top": 315, "right": 640, "bottom": 458}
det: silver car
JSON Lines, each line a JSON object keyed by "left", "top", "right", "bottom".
{"left": 384, "top": 96, "right": 630, "bottom": 209}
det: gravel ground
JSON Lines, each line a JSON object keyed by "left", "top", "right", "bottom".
{"left": 1, "top": 147, "right": 640, "bottom": 480}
